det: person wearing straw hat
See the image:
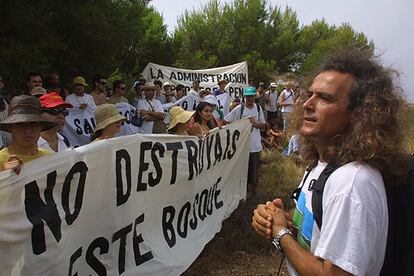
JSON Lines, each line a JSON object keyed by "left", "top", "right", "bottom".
{"left": 213, "top": 79, "right": 228, "bottom": 96}
{"left": 0, "top": 95, "right": 57, "bottom": 174}
{"left": 38, "top": 92, "right": 73, "bottom": 152}
{"left": 167, "top": 106, "right": 195, "bottom": 135}
{"left": 137, "top": 83, "right": 165, "bottom": 134}
{"left": 30, "top": 86, "right": 47, "bottom": 98}
{"left": 90, "top": 104, "right": 126, "bottom": 142}
{"left": 65, "top": 76, "right": 96, "bottom": 113}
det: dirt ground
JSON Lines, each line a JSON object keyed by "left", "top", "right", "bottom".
{"left": 183, "top": 198, "right": 289, "bottom": 276}
{"left": 184, "top": 153, "right": 300, "bottom": 275}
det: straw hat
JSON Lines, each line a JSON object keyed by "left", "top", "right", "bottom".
{"left": 167, "top": 106, "right": 194, "bottom": 131}
{"left": 142, "top": 82, "right": 157, "bottom": 91}
{"left": 217, "top": 79, "right": 228, "bottom": 85}
{"left": 30, "top": 86, "right": 47, "bottom": 97}
{"left": 0, "top": 95, "right": 57, "bottom": 132}
{"left": 94, "top": 104, "right": 126, "bottom": 132}
{"left": 72, "top": 76, "right": 88, "bottom": 87}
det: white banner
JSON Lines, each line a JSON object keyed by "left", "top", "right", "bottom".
{"left": 0, "top": 119, "right": 251, "bottom": 276}
{"left": 61, "top": 108, "right": 96, "bottom": 147}
{"left": 142, "top": 62, "right": 249, "bottom": 100}
{"left": 115, "top": 102, "right": 144, "bottom": 136}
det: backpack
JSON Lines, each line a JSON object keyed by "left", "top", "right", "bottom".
{"left": 294, "top": 158, "right": 414, "bottom": 275}
{"left": 239, "top": 103, "right": 261, "bottom": 121}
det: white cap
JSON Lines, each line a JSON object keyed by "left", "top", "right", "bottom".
{"left": 163, "top": 81, "right": 171, "bottom": 88}
{"left": 269, "top": 82, "right": 277, "bottom": 88}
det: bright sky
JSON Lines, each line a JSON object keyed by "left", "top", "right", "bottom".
{"left": 151, "top": 0, "right": 414, "bottom": 102}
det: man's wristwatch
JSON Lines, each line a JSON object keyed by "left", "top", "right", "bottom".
{"left": 272, "top": 227, "right": 292, "bottom": 254}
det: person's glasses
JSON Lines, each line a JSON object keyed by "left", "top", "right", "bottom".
{"left": 120, "top": 87, "right": 127, "bottom": 90}
{"left": 43, "top": 108, "right": 69, "bottom": 116}
{"left": 99, "top": 81, "right": 107, "bottom": 85}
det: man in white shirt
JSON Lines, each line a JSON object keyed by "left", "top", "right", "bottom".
{"left": 188, "top": 80, "right": 200, "bottom": 98}
{"left": 224, "top": 86, "right": 266, "bottom": 194}
{"left": 136, "top": 83, "right": 165, "bottom": 134}
{"left": 265, "top": 82, "right": 279, "bottom": 124}
{"left": 38, "top": 92, "right": 72, "bottom": 152}
{"left": 278, "top": 81, "right": 295, "bottom": 131}
{"left": 65, "top": 76, "right": 96, "bottom": 113}
{"left": 252, "top": 49, "right": 409, "bottom": 275}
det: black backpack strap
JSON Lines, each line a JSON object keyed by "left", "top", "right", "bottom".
{"left": 311, "top": 164, "right": 339, "bottom": 230}
{"left": 290, "top": 167, "right": 312, "bottom": 201}
{"left": 256, "top": 104, "right": 261, "bottom": 122}
{"left": 240, "top": 104, "right": 245, "bottom": 120}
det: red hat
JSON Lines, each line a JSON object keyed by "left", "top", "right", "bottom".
{"left": 39, "top": 92, "right": 73, "bottom": 109}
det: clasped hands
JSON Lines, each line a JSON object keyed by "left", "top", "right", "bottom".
{"left": 252, "top": 198, "right": 293, "bottom": 239}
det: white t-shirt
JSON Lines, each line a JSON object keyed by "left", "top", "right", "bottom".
{"left": 224, "top": 103, "right": 265, "bottom": 153}
{"left": 280, "top": 89, "right": 294, "bottom": 113}
{"left": 288, "top": 161, "right": 388, "bottom": 276}
{"left": 136, "top": 98, "right": 164, "bottom": 134}
{"left": 37, "top": 133, "right": 69, "bottom": 153}
{"left": 266, "top": 90, "right": 279, "bottom": 112}
{"left": 65, "top": 93, "right": 97, "bottom": 113}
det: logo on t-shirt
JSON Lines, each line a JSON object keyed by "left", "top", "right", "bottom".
{"left": 292, "top": 191, "right": 314, "bottom": 251}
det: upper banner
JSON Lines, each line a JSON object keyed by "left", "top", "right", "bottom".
{"left": 142, "top": 62, "right": 249, "bottom": 99}
{"left": 0, "top": 119, "right": 250, "bottom": 276}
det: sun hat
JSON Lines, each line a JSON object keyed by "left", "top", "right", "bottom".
{"left": 0, "top": 95, "right": 57, "bottom": 132}
{"left": 94, "top": 104, "right": 126, "bottom": 132}
{"left": 243, "top": 86, "right": 256, "bottom": 97}
{"left": 72, "top": 76, "right": 88, "bottom": 87}
{"left": 30, "top": 86, "right": 47, "bottom": 97}
{"left": 269, "top": 82, "right": 277, "bottom": 88}
{"left": 39, "top": 92, "right": 73, "bottom": 109}
{"left": 203, "top": 94, "right": 218, "bottom": 107}
{"left": 142, "top": 82, "right": 157, "bottom": 91}
{"left": 167, "top": 106, "right": 195, "bottom": 131}
{"left": 217, "top": 79, "right": 228, "bottom": 85}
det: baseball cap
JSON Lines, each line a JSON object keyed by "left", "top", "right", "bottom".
{"left": 39, "top": 92, "right": 73, "bottom": 109}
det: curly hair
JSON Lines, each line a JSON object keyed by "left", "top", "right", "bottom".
{"left": 300, "top": 48, "right": 409, "bottom": 186}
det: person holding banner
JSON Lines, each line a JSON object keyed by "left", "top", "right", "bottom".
{"left": 91, "top": 104, "right": 126, "bottom": 142}
{"left": 38, "top": 92, "right": 73, "bottom": 152}
{"left": 224, "top": 86, "right": 266, "bottom": 194}
{"left": 65, "top": 76, "right": 96, "bottom": 113}
{"left": 189, "top": 101, "right": 221, "bottom": 135}
{"left": 137, "top": 83, "right": 165, "bottom": 134}
{"left": 167, "top": 106, "right": 196, "bottom": 135}
{"left": 0, "top": 95, "right": 56, "bottom": 174}
{"left": 188, "top": 80, "right": 201, "bottom": 97}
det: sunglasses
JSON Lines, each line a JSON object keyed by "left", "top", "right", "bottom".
{"left": 120, "top": 86, "right": 127, "bottom": 90}
{"left": 99, "top": 81, "right": 107, "bottom": 85}
{"left": 43, "top": 108, "right": 69, "bottom": 116}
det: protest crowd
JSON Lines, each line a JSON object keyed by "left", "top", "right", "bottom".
{"left": 0, "top": 48, "right": 413, "bottom": 275}
{"left": 0, "top": 70, "right": 300, "bottom": 184}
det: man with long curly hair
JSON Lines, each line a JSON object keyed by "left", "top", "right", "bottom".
{"left": 252, "top": 48, "right": 409, "bottom": 275}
